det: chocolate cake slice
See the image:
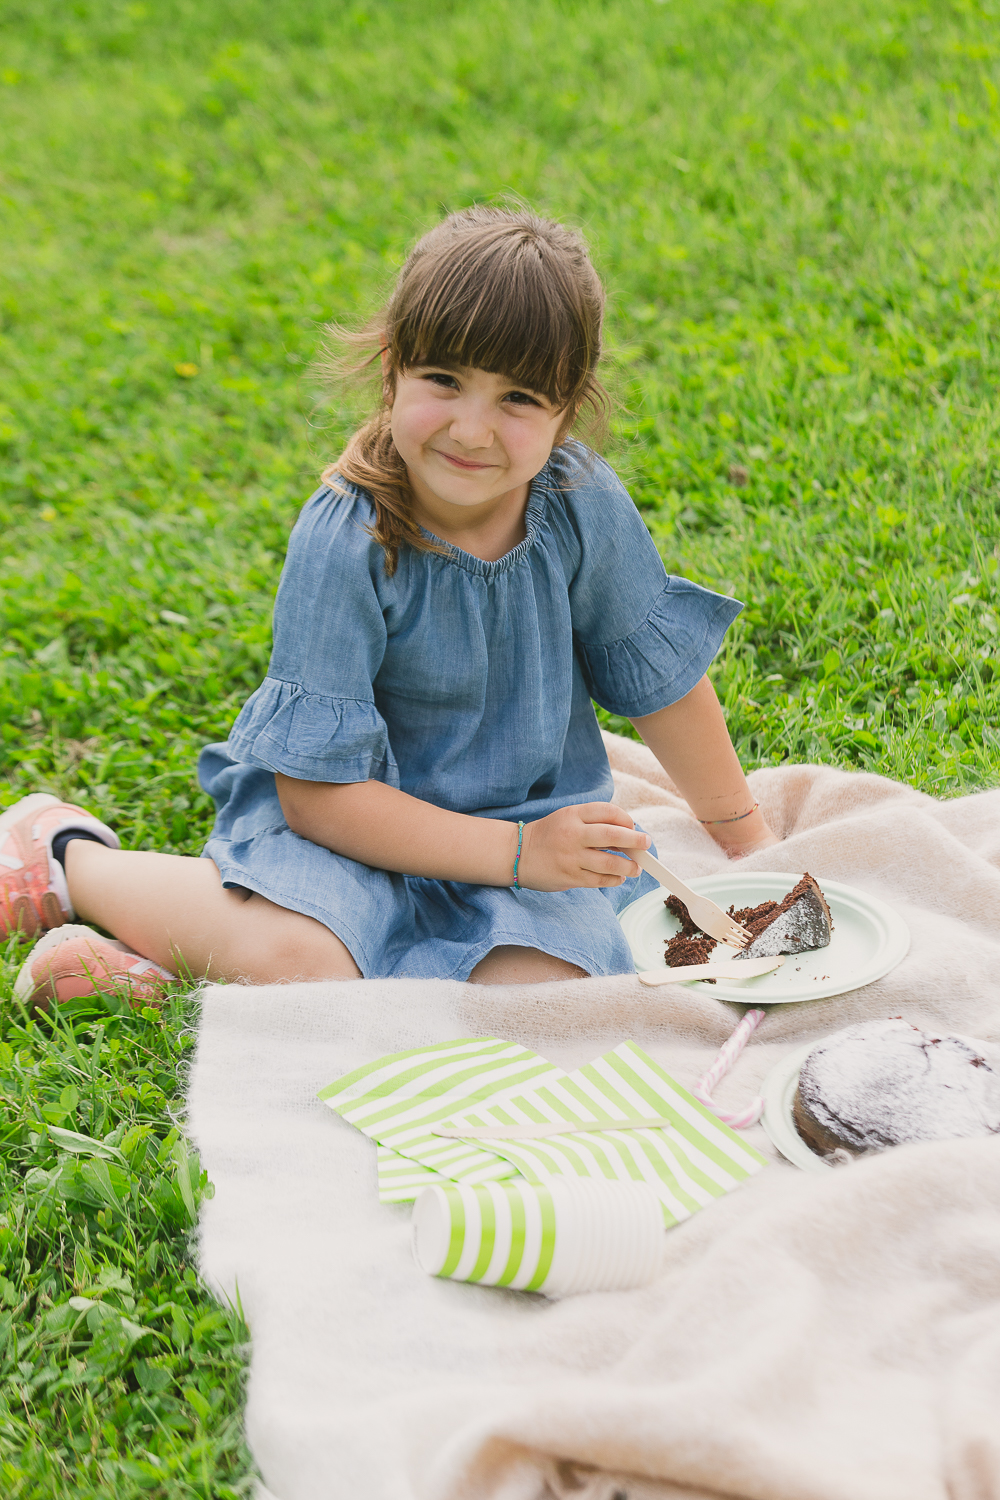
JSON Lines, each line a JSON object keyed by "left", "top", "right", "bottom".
{"left": 793, "top": 1019, "right": 1000, "bottom": 1157}
{"left": 732, "top": 873, "right": 832, "bottom": 961}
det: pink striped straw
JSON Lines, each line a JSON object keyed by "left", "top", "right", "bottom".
{"left": 692, "top": 1008, "right": 766, "bottom": 1129}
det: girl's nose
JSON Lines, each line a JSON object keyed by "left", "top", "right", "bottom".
{"left": 448, "top": 402, "right": 495, "bottom": 451}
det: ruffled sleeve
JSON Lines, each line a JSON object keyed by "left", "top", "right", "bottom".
{"left": 576, "top": 578, "right": 743, "bottom": 717}
{"left": 227, "top": 678, "right": 395, "bottom": 783}
{"left": 225, "top": 482, "right": 400, "bottom": 786}
{"left": 561, "top": 451, "right": 743, "bottom": 718}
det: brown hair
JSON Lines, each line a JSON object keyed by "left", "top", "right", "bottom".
{"left": 320, "top": 206, "right": 609, "bottom": 574}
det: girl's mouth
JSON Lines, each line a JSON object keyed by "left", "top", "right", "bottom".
{"left": 435, "top": 450, "right": 496, "bottom": 471}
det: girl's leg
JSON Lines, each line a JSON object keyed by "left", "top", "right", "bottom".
{"left": 65, "top": 844, "right": 582, "bottom": 987}
{"left": 64, "top": 841, "right": 361, "bottom": 984}
{"left": 468, "top": 946, "right": 588, "bottom": 984}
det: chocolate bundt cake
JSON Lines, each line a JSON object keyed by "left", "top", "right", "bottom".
{"left": 793, "top": 1019, "right": 1000, "bottom": 1157}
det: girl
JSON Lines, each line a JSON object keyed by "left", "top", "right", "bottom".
{"left": 3, "top": 206, "right": 778, "bottom": 1006}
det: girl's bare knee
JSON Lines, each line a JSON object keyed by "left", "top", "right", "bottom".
{"left": 468, "top": 945, "right": 588, "bottom": 985}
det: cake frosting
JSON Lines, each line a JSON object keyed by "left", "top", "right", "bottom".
{"left": 793, "top": 1019, "right": 1000, "bottom": 1156}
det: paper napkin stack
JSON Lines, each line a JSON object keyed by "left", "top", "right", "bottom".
{"left": 319, "top": 1037, "right": 765, "bottom": 1276}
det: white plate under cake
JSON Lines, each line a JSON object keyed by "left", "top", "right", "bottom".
{"left": 619, "top": 871, "right": 910, "bottom": 1005}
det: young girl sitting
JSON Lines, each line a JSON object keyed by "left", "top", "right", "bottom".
{"left": 3, "top": 206, "right": 778, "bottom": 1007}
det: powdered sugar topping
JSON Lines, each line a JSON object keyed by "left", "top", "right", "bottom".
{"left": 798, "top": 1019, "right": 1000, "bottom": 1152}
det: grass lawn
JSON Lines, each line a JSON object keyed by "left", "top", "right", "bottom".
{"left": 2, "top": 0, "right": 999, "bottom": 1492}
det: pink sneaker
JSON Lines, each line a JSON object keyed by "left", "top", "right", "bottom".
{"left": 14, "top": 924, "right": 176, "bottom": 1012}
{"left": 0, "top": 793, "right": 120, "bottom": 939}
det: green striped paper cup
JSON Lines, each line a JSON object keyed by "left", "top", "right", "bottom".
{"left": 411, "top": 1177, "right": 665, "bottom": 1296}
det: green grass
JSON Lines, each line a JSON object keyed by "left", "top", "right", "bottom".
{"left": 0, "top": 954, "right": 252, "bottom": 1497}
{"left": 2, "top": 0, "right": 999, "bottom": 1491}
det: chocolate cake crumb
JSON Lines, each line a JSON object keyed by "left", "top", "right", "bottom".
{"left": 664, "top": 931, "right": 717, "bottom": 980}
{"left": 663, "top": 896, "right": 718, "bottom": 976}
{"left": 664, "top": 933, "right": 716, "bottom": 967}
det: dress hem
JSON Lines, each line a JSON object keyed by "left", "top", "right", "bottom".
{"left": 201, "top": 848, "right": 639, "bottom": 984}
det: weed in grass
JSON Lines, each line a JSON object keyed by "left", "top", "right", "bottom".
{"left": 3, "top": 0, "right": 1000, "bottom": 1492}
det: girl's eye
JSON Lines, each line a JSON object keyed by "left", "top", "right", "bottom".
{"left": 504, "top": 390, "right": 542, "bottom": 408}
{"left": 422, "top": 372, "right": 459, "bottom": 389}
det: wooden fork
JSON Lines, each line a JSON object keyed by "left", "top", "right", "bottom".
{"left": 632, "top": 849, "right": 752, "bottom": 948}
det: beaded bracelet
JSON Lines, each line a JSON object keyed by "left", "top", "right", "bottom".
{"left": 698, "top": 801, "right": 759, "bottom": 826}
{"left": 511, "top": 820, "right": 525, "bottom": 889}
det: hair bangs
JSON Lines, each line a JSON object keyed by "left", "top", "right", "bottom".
{"left": 389, "top": 235, "right": 590, "bottom": 409}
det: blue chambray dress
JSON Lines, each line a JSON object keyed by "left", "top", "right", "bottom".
{"left": 197, "top": 444, "right": 742, "bottom": 980}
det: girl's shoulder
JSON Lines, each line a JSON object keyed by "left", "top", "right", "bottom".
{"left": 544, "top": 442, "right": 634, "bottom": 505}
{"left": 292, "top": 473, "right": 377, "bottom": 542}
{"left": 284, "top": 474, "right": 384, "bottom": 574}
{"left": 539, "top": 442, "right": 644, "bottom": 544}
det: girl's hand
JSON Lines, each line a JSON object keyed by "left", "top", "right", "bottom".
{"left": 516, "top": 803, "right": 650, "bottom": 892}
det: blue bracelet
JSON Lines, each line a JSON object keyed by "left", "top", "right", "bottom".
{"left": 511, "top": 820, "right": 525, "bottom": 890}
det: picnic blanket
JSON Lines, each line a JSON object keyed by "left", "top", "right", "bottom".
{"left": 187, "top": 733, "right": 1000, "bottom": 1500}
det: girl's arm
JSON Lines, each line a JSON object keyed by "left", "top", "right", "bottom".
{"left": 629, "top": 675, "right": 779, "bottom": 857}
{"left": 277, "top": 673, "right": 773, "bottom": 888}
{"left": 275, "top": 775, "right": 650, "bottom": 892}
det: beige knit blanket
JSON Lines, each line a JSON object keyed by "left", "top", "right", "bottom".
{"left": 187, "top": 734, "right": 1000, "bottom": 1500}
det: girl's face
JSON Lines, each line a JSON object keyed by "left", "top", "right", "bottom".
{"left": 389, "top": 364, "right": 567, "bottom": 519}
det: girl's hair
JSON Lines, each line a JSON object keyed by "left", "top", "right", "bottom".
{"left": 320, "top": 206, "right": 609, "bottom": 574}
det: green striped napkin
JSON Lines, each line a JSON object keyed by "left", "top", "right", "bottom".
{"left": 436, "top": 1040, "right": 766, "bottom": 1227}
{"left": 375, "top": 1145, "right": 450, "bottom": 1203}
{"left": 318, "top": 1037, "right": 566, "bottom": 1202}
{"left": 320, "top": 1037, "right": 766, "bottom": 1222}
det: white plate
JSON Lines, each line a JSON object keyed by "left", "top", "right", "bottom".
{"left": 617, "top": 871, "right": 910, "bottom": 1005}
{"left": 759, "top": 1044, "right": 832, "bottom": 1172}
